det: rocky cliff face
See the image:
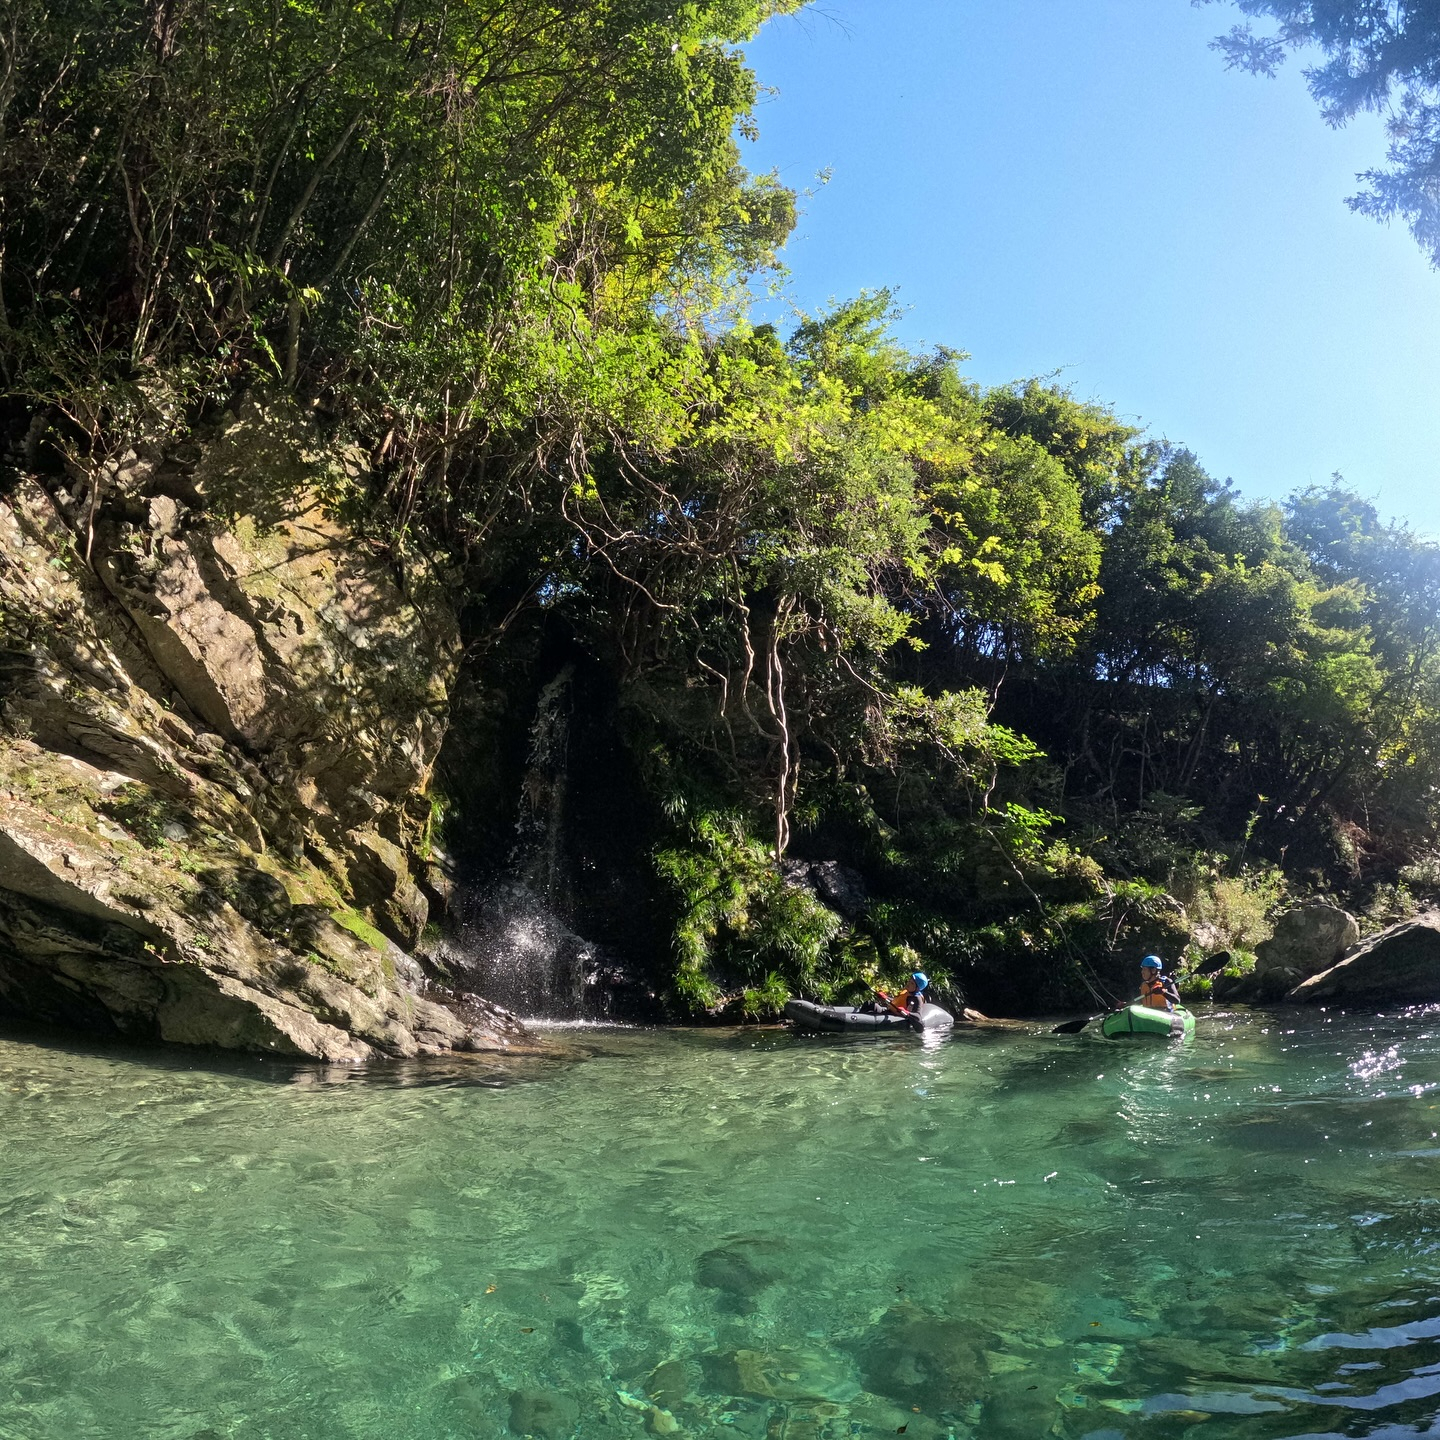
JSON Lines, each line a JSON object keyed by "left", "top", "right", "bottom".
{"left": 0, "top": 399, "right": 533, "bottom": 1060}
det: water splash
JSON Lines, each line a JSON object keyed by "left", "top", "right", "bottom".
{"left": 432, "top": 878, "right": 624, "bottom": 1020}
{"left": 431, "top": 662, "right": 640, "bottom": 1020}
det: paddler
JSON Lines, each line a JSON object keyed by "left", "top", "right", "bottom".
{"left": 877, "top": 971, "right": 931, "bottom": 1016}
{"left": 1139, "top": 955, "right": 1180, "bottom": 1011}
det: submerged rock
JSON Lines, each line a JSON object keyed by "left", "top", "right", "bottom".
{"left": 852, "top": 1305, "right": 989, "bottom": 1412}
{"left": 645, "top": 1359, "right": 691, "bottom": 1409}
{"left": 1289, "top": 913, "right": 1440, "bottom": 1005}
{"left": 694, "top": 1246, "right": 773, "bottom": 1306}
{"left": 843, "top": 1394, "right": 952, "bottom": 1440}
{"left": 617, "top": 1387, "right": 682, "bottom": 1435}
{"left": 508, "top": 1389, "right": 579, "bottom": 1439}
{"left": 698, "top": 1348, "right": 860, "bottom": 1405}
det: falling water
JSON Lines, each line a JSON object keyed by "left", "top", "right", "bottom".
{"left": 514, "top": 665, "right": 574, "bottom": 911}
{"left": 435, "top": 877, "right": 614, "bottom": 1019}
{"left": 433, "top": 665, "right": 628, "bottom": 1020}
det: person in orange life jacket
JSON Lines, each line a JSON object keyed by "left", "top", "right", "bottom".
{"left": 876, "top": 971, "right": 930, "bottom": 1016}
{"left": 1139, "top": 955, "right": 1180, "bottom": 1011}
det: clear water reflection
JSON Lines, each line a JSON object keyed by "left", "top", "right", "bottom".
{"left": 2, "top": 1006, "right": 1440, "bottom": 1438}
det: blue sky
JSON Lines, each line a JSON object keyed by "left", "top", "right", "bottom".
{"left": 739, "top": 0, "right": 1440, "bottom": 537}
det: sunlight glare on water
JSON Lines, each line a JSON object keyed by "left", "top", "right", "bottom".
{"left": 3, "top": 1007, "right": 1440, "bottom": 1438}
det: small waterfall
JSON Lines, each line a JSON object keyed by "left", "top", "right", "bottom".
{"left": 514, "top": 665, "right": 574, "bottom": 911}
{"left": 436, "top": 878, "right": 617, "bottom": 1020}
{"left": 434, "top": 664, "right": 632, "bottom": 1020}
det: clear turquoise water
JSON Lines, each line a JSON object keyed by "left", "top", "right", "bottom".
{"left": 3, "top": 1008, "right": 1440, "bottom": 1440}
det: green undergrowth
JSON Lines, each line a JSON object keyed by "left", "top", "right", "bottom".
{"left": 656, "top": 814, "right": 846, "bottom": 1016}
{"left": 1179, "top": 952, "right": 1255, "bottom": 1001}
{"left": 1170, "top": 855, "right": 1286, "bottom": 955}
{"left": 649, "top": 787, "right": 1204, "bottom": 1018}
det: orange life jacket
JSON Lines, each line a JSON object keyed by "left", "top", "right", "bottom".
{"left": 1141, "top": 975, "right": 1174, "bottom": 1010}
{"left": 878, "top": 986, "right": 921, "bottom": 1016}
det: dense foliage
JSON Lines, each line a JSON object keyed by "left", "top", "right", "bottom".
{"left": 0, "top": 0, "right": 798, "bottom": 521}
{"left": 5, "top": 0, "right": 1440, "bottom": 1015}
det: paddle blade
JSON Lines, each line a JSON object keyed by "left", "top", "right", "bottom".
{"left": 1051, "top": 1015, "right": 1096, "bottom": 1035}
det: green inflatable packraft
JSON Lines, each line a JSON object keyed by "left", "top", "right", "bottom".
{"left": 1101, "top": 1003, "right": 1195, "bottom": 1041}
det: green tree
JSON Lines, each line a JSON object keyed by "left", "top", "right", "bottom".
{"left": 1285, "top": 483, "right": 1440, "bottom": 836}
{"left": 1, "top": 0, "right": 800, "bottom": 531}
{"left": 1202, "top": 0, "right": 1440, "bottom": 262}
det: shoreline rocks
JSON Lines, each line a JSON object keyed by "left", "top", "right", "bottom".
{"left": 1289, "top": 913, "right": 1440, "bottom": 1006}
{"left": 0, "top": 770, "right": 535, "bottom": 1060}
{"left": 1215, "top": 900, "right": 1359, "bottom": 1003}
{"left": 0, "top": 406, "right": 534, "bottom": 1061}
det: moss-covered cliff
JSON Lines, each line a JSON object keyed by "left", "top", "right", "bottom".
{"left": 0, "top": 402, "right": 533, "bottom": 1059}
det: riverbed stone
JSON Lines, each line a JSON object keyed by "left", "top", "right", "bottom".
{"left": 645, "top": 1359, "right": 691, "bottom": 1408}
{"left": 694, "top": 1246, "right": 773, "bottom": 1306}
{"left": 843, "top": 1394, "right": 950, "bottom": 1440}
{"left": 508, "top": 1388, "right": 579, "bottom": 1439}
{"left": 644, "top": 1404, "right": 681, "bottom": 1435}
{"left": 852, "top": 1305, "right": 988, "bottom": 1412}
{"left": 699, "top": 1348, "right": 860, "bottom": 1404}
{"left": 762, "top": 1402, "right": 851, "bottom": 1440}
{"left": 1289, "top": 913, "right": 1440, "bottom": 1005}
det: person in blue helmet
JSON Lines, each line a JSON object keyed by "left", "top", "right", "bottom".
{"left": 1139, "top": 955, "right": 1180, "bottom": 1012}
{"left": 878, "top": 971, "right": 931, "bottom": 1017}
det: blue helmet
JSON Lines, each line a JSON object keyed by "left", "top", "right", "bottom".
{"left": 1141, "top": 955, "right": 1163, "bottom": 970}
{"left": 911, "top": 971, "right": 929, "bottom": 991}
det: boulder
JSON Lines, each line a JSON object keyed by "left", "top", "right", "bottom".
{"left": 0, "top": 746, "right": 534, "bottom": 1061}
{"left": 781, "top": 858, "right": 868, "bottom": 919}
{"left": 0, "top": 405, "right": 543, "bottom": 1061}
{"left": 698, "top": 1347, "right": 860, "bottom": 1404}
{"left": 851, "top": 1304, "right": 988, "bottom": 1413}
{"left": 1216, "top": 900, "right": 1358, "bottom": 1002}
{"left": 694, "top": 1246, "right": 773, "bottom": 1311}
{"left": 644, "top": 1360, "right": 689, "bottom": 1409}
{"left": 343, "top": 829, "right": 428, "bottom": 946}
{"left": 1257, "top": 899, "right": 1359, "bottom": 973}
{"left": 1289, "top": 914, "right": 1440, "bottom": 1005}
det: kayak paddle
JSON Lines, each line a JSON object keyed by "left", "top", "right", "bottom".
{"left": 1052, "top": 1012, "right": 1103, "bottom": 1035}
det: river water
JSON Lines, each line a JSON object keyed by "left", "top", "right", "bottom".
{"left": 2, "top": 1007, "right": 1440, "bottom": 1440}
